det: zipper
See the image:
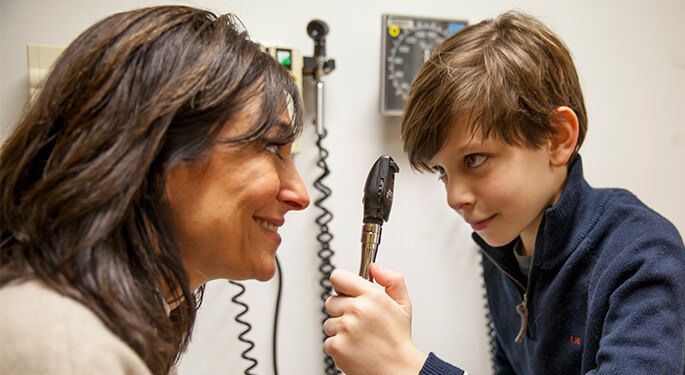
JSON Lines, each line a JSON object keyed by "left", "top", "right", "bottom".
{"left": 482, "top": 250, "right": 528, "bottom": 343}
{"left": 514, "top": 293, "right": 528, "bottom": 342}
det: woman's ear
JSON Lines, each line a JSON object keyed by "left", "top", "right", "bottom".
{"left": 547, "top": 106, "right": 579, "bottom": 167}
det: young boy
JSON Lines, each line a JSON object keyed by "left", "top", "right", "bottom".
{"left": 323, "top": 11, "right": 685, "bottom": 375}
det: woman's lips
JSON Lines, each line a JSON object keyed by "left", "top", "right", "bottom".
{"left": 255, "top": 218, "right": 280, "bottom": 232}
{"left": 254, "top": 217, "right": 283, "bottom": 245}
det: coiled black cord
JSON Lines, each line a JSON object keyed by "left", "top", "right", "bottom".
{"left": 228, "top": 255, "right": 283, "bottom": 375}
{"left": 480, "top": 264, "right": 496, "bottom": 373}
{"left": 313, "top": 129, "right": 340, "bottom": 375}
{"left": 229, "top": 280, "right": 258, "bottom": 375}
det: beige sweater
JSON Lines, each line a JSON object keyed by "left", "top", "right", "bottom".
{"left": 0, "top": 280, "right": 153, "bottom": 374}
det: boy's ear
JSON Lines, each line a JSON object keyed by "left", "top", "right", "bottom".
{"left": 547, "top": 106, "right": 579, "bottom": 167}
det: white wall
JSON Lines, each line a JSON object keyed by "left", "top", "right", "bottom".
{"left": 1, "top": 1, "right": 684, "bottom": 374}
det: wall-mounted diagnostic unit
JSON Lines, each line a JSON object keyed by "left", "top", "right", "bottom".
{"left": 263, "top": 45, "right": 304, "bottom": 95}
{"left": 262, "top": 45, "right": 305, "bottom": 153}
{"left": 380, "top": 15, "right": 467, "bottom": 116}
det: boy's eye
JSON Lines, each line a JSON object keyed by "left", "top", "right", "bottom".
{"left": 431, "top": 165, "right": 446, "bottom": 179}
{"left": 465, "top": 154, "right": 487, "bottom": 168}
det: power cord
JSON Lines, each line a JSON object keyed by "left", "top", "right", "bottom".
{"left": 480, "top": 265, "right": 496, "bottom": 373}
{"left": 228, "top": 255, "right": 283, "bottom": 375}
{"left": 313, "top": 128, "right": 340, "bottom": 375}
{"left": 229, "top": 280, "right": 258, "bottom": 375}
{"left": 272, "top": 256, "right": 283, "bottom": 375}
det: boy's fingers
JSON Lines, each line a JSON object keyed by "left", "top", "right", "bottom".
{"left": 329, "top": 268, "right": 373, "bottom": 297}
{"left": 370, "top": 263, "right": 412, "bottom": 310}
{"left": 322, "top": 316, "right": 339, "bottom": 337}
{"left": 325, "top": 294, "right": 353, "bottom": 317}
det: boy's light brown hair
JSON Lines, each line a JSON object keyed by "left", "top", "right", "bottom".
{"left": 401, "top": 11, "right": 587, "bottom": 172}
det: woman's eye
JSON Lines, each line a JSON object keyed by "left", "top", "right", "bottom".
{"left": 465, "top": 154, "right": 487, "bottom": 168}
{"left": 265, "top": 144, "right": 281, "bottom": 157}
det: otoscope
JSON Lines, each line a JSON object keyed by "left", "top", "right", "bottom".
{"left": 359, "top": 155, "right": 399, "bottom": 282}
{"left": 303, "top": 20, "right": 336, "bottom": 137}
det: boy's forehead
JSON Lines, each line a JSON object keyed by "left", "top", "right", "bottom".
{"left": 447, "top": 120, "right": 487, "bottom": 150}
{"left": 429, "top": 122, "right": 486, "bottom": 164}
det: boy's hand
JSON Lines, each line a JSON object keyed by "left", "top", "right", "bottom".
{"left": 323, "top": 264, "right": 428, "bottom": 375}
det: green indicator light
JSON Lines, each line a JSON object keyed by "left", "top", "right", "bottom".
{"left": 276, "top": 49, "right": 292, "bottom": 69}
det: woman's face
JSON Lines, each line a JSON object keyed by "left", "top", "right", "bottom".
{"left": 165, "top": 99, "right": 310, "bottom": 288}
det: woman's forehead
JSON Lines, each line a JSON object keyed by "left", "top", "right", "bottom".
{"left": 216, "top": 96, "right": 293, "bottom": 141}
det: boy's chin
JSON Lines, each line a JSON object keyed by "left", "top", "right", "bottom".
{"left": 478, "top": 231, "right": 518, "bottom": 248}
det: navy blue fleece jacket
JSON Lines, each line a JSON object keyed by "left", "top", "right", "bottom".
{"left": 419, "top": 157, "right": 685, "bottom": 374}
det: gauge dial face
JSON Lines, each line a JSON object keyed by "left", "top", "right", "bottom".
{"left": 381, "top": 15, "right": 467, "bottom": 116}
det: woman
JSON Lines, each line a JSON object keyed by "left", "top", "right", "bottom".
{"left": 0, "top": 6, "right": 309, "bottom": 375}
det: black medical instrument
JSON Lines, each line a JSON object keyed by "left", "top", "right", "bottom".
{"left": 303, "top": 20, "right": 336, "bottom": 137}
{"left": 303, "top": 19, "right": 338, "bottom": 375}
{"left": 359, "top": 156, "right": 399, "bottom": 282}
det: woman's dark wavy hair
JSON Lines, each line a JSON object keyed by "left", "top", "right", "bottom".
{"left": 0, "top": 6, "right": 302, "bottom": 374}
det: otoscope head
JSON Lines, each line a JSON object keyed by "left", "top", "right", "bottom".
{"left": 362, "top": 155, "right": 399, "bottom": 224}
{"left": 307, "top": 19, "right": 329, "bottom": 41}
{"left": 359, "top": 155, "right": 399, "bottom": 281}
{"left": 307, "top": 19, "right": 329, "bottom": 57}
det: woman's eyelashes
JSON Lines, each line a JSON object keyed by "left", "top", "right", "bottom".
{"left": 264, "top": 142, "right": 288, "bottom": 160}
{"left": 265, "top": 143, "right": 280, "bottom": 156}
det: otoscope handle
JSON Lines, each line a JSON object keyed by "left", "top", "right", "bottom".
{"left": 359, "top": 222, "right": 381, "bottom": 281}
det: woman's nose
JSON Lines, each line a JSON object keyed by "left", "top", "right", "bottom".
{"left": 280, "top": 165, "right": 310, "bottom": 211}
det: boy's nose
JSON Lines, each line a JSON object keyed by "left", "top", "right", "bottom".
{"left": 446, "top": 180, "right": 475, "bottom": 212}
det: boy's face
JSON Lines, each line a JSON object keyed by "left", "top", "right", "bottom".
{"left": 428, "top": 123, "right": 566, "bottom": 249}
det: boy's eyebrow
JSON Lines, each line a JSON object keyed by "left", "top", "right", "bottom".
{"left": 455, "top": 136, "right": 485, "bottom": 154}
{"left": 429, "top": 133, "right": 489, "bottom": 166}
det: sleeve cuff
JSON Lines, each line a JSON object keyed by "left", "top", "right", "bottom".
{"left": 419, "top": 352, "right": 465, "bottom": 375}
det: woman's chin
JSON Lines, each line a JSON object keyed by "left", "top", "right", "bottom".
{"left": 254, "top": 261, "right": 277, "bottom": 282}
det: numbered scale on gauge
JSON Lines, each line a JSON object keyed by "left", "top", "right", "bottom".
{"left": 380, "top": 15, "right": 467, "bottom": 116}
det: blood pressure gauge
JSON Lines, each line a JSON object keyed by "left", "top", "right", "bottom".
{"left": 380, "top": 15, "right": 467, "bottom": 116}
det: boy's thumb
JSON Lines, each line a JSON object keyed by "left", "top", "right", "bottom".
{"left": 370, "top": 263, "right": 412, "bottom": 312}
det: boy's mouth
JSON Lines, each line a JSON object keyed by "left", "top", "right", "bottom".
{"left": 468, "top": 214, "right": 496, "bottom": 231}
